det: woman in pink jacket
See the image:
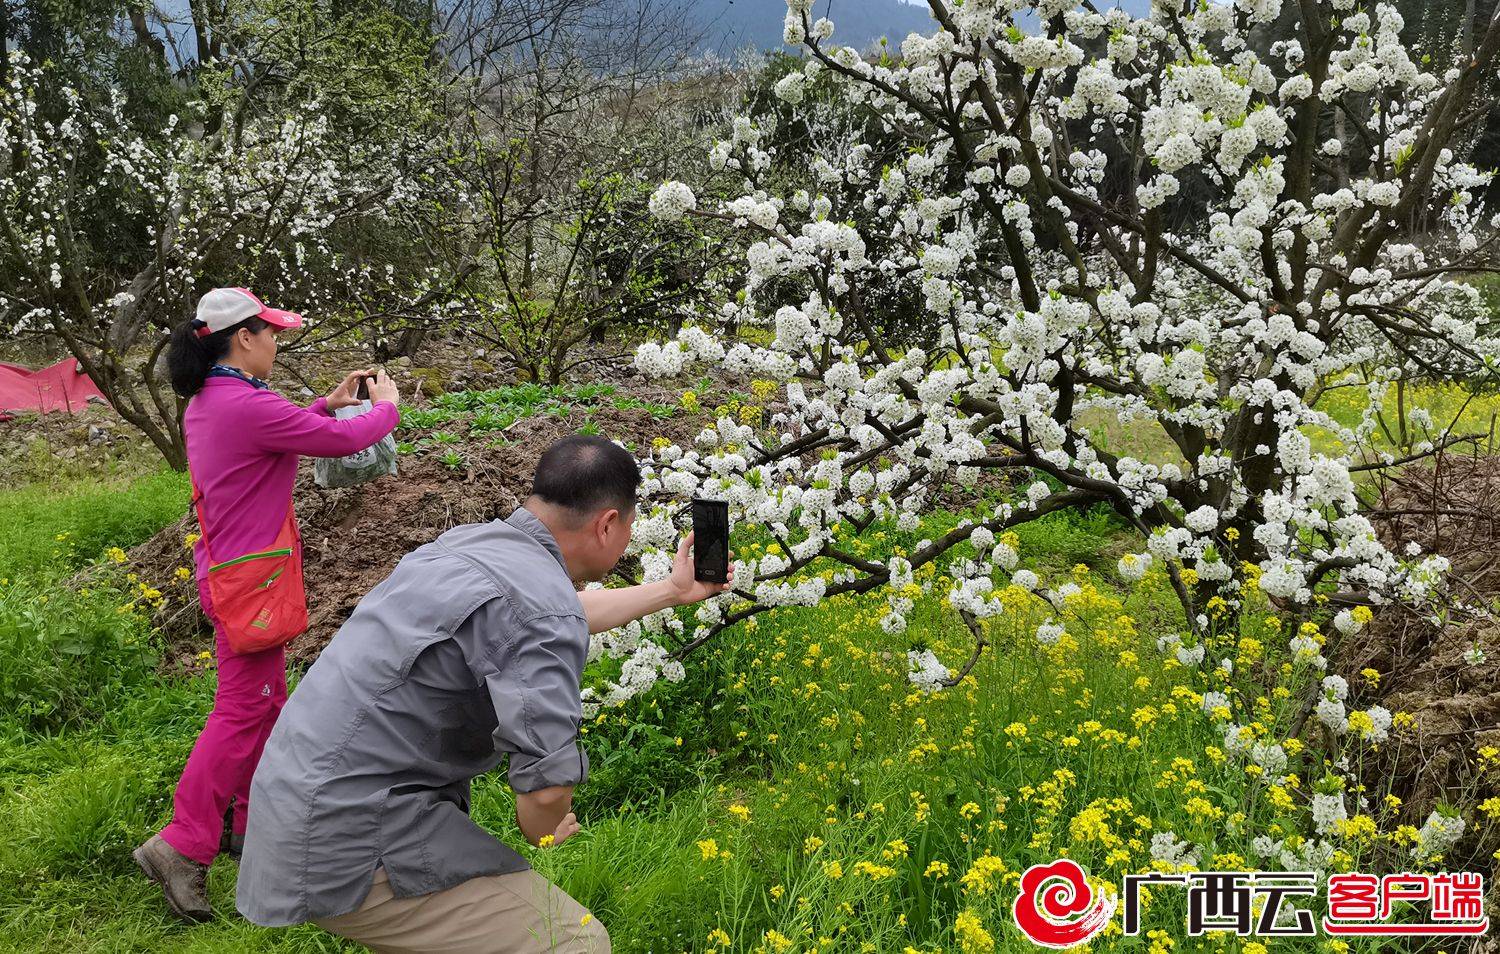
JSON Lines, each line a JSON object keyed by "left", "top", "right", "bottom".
{"left": 134, "top": 287, "right": 401, "bottom": 922}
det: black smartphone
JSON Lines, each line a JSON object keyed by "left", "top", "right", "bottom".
{"left": 691, "top": 498, "right": 730, "bottom": 584}
{"left": 356, "top": 374, "right": 371, "bottom": 401}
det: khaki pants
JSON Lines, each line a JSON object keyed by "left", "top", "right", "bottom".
{"left": 314, "top": 866, "right": 610, "bottom": 954}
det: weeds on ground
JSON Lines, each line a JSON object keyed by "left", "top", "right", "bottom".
{"left": 396, "top": 383, "right": 676, "bottom": 457}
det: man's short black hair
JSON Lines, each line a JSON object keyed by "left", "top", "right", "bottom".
{"left": 530, "top": 434, "right": 640, "bottom": 521}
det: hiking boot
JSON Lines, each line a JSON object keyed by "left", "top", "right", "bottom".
{"left": 133, "top": 833, "right": 212, "bottom": 922}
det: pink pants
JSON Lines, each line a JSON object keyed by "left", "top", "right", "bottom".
{"left": 159, "top": 580, "right": 288, "bottom": 865}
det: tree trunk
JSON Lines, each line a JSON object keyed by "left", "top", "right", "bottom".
{"left": 0, "top": 0, "right": 9, "bottom": 90}
{"left": 63, "top": 339, "right": 187, "bottom": 469}
{"left": 189, "top": 0, "right": 212, "bottom": 64}
{"left": 395, "top": 323, "right": 428, "bottom": 360}
{"left": 1333, "top": 107, "right": 1349, "bottom": 191}
{"left": 128, "top": 8, "right": 167, "bottom": 62}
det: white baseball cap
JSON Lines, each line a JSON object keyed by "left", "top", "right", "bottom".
{"left": 194, "top": 287, "right": 304, "bottom": 337}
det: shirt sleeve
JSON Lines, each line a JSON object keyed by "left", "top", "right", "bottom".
{"left": 481, "top": 609, "right": 590, "bottom": 794}
{"left": 306, "top": 396, "right": 332, "bottom": 417}
{"left": 245, "top": 391, "right": 399, "bottom": 458}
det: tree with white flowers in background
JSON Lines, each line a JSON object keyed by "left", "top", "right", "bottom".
{"left": 0, "top": 4, "right": 464, "bottom": 467}
{"left": 585, "top": 0, "right": 1500, "bottom": 746}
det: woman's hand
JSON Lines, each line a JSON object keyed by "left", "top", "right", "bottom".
{"left": 368, "top": 369, "right": 400, "bottom": 408}
{"left": 325, "top": 368, "right": 377, "bottom": 411}
{"left": 665, "top": 530, "right": 735, "bottom": 606}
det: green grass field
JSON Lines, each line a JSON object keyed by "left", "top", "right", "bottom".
{"left": 0, "top": 462, "right": 1453, "bottom": 954}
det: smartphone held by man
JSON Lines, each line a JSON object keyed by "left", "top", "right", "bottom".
{"left": 691, "top": 498, "right": 730, "bottom": 584}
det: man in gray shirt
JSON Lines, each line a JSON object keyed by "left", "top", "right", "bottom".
{"left": 234, "top": 434, "right": 731, "bottom": 952}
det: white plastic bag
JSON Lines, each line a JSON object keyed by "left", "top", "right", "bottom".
{"left": 314, "top": 400, "right": 398, "bottom": 488}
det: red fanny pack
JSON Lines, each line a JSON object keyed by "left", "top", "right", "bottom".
{"left": 191, "top": 472, "right": 308, "bottom": 654}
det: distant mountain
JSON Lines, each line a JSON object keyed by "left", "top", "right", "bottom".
{"left": 690, "top": 0, "right": 1159, "bottom": 54}
{"left": 1011, "top": 0, "right": 1152, "bottom": 32}
{"left": 142, "top": 0, "right": 1158, "bottom": 68}
{"left": 691, "top": 0, "right": 936, "bottom": 55}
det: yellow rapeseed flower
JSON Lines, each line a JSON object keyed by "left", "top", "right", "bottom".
{"left": 953, "top": 910, "right": 995, "bottom": 953}
{"left": 762, "top": 930, "right": 793, "bottom": 952}
{"left": 852, "top": 860, "right": 897, "bottom": 881}
{"left": 959, "top": 854, "right": 1007, "bottom": 895}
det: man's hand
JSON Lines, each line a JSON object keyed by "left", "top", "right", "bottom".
{"left": 551, "top": 811, "right": 581, "bottom": 847}
{"left": 324, "top": 367, "right": 377, "bottom": 411}
{"left": 664, "top": 530, "right": 734, "bottom": 606}
{"left": 516, "top": 785, "right": 575, "bottom": 847}
{"left": 577, "top": 532, "right": 736, "bottom": 633}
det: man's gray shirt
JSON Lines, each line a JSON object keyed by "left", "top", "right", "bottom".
{"left": 235, "top": 507, "right": 589, "bottom": 926}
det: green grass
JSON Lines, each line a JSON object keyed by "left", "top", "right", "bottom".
{"left": 0, "top": 470, "right": 189, "bottom": 580}
{"left": 0, "top": 453, "right": 1461, "bottom": 952}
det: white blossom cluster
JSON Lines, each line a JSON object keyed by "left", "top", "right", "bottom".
{"left": 906, "top": 648, "right": 951, "bottom": 691}
{"left": 1311, "top": 790, "right": 1348, "bottom": 835}
{"left": 1148, "top": 831, "right": 1200, "bottom": 870}
{"left": 1412, "top": 809, "right": 1466, "bottom": 865}
{"left": 1312, "top": 674, "right": 1392, "bottom": 741}
{"left": 649, "top": 181, "right": 697, "bottom": 222}
{"left": 1254, "top": 833, "right": 1338, "bottom": 880}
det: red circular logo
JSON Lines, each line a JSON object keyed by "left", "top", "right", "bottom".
{"left": 1012, "top": 859, "right": 1115, "bottom": 948}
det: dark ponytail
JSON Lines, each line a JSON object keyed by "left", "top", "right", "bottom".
{"left": 168, "top": 315, "right": 271, "bottom": 398}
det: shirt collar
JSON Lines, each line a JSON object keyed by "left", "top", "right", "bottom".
{"left": 207, "top": 364, "right": 271, "bottom": 390}
{"left": 504, "top": 505, "right": 569, "bottom": 573}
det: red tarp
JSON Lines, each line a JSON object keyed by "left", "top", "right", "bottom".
{"left": 0, "top": 359, "right": 110, "bottom": 421}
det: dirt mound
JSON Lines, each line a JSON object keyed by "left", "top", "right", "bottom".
{"left": 128, "top": 381, "right": 709, "bottom": 669}
{"left": 1344, "top": 454, "right": 1500, "bottom": 867}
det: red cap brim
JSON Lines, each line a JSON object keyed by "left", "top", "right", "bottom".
{"left": 260, "top": 307, "right": 304, "bottom": 330}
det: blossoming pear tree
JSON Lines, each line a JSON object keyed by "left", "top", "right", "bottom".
{"left": 584, "top": 0, "right": 1500, "bottom": 711}
{"left": 0, "top": 43, "right": 460, "bottom": 467}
